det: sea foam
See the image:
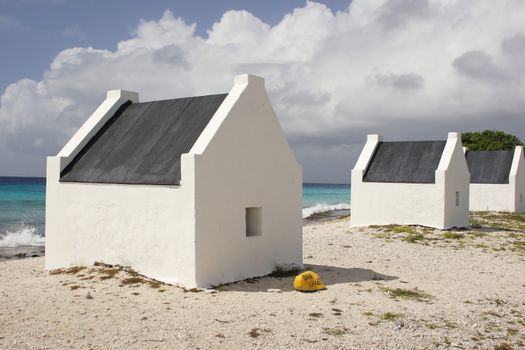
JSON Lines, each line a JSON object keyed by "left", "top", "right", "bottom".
{"left": 0, "top": 226, "right": 45, "bottom": 247}
{"left": 302, "top": 202, "right": 351, "bottom": 219}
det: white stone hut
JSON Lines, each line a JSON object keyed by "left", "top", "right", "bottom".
{"left": 351, "top": 132, "right": 470, "bottom": 229}
{"left": 466, "top": 146, "right": 525, "bottom": 212}
{"left": 45, "top": 74, "right": 303, "bottom": 288}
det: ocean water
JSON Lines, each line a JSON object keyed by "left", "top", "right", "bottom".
{"left": 0, "top": 177, "right": 46, "bottom": 247}
{"left": 0, "top": 177, "right": 350, "bottom": 247}
{"left": 302, "top": 183, "right": 351, "bottom": 218}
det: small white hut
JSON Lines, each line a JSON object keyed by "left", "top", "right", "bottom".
{"left": 45, "top": 74, "right": 303, "bottom": 288}
{"left": 351, "top": 132, "right": 470, "bottom": 229}
{"left": 466, "top": 146, "right": 525, "bottom": 213}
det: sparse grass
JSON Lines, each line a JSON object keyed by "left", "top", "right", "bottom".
{"left": 507, "top": 328, "right": 518, "bottom": 336}
{"left": 361, "top": 311, "right": 374, "bottom": 317}
{"left": 403, "top": 233, "right": 426, "bottom": 243}
{"left": 423, "top": 319, "right": 457, "bottom": 329}
{"left": 505, "top": 213, "right": 525, "bottom": 223}
{"left": 308, "top": 312, "right": 323, "bottom": 318}
{"left": 475, "top": 243, "right": 489, "bottom": 249}
{"left": 468, "top": 230, "right": 487, "bottom": 238}
{"left": 323, "top": 327, "right": 349, "bottom": 337}
{"left": 511, "top": 240, "right": 525, "bottom": 253}
{"left": 381, "top": 287, "right": 432, "bottom": 302}
{"left": 392, "top": 226, "right": 417, "bottom": 234}
{"left": 382, "top": 312, "right": 402, "bottom": 321}
{"left": 373, "top": 232, "right": 392, "bottom": 239}
{"left": 443, "top": 232, "right": 465, "bottom": 239}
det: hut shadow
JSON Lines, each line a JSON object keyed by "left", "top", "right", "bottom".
{"left": 220, "top": 264, "right": 397, "bottom": 293}
{"left": 474, "top": 225, "right": 513, "bottom": 233}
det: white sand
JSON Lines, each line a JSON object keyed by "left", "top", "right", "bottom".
{"left": 1, "top": 215, "right": 524, "bottom": 349}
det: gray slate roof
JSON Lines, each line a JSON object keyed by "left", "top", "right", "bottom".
{"left": 60, "top": 93, "right": 228, "bottom": 185}
{"left": 363, "top": 141, "right": 446, "bottom": 183}
{"left": 465, "top": 150, "right": 514, "bottom": 184}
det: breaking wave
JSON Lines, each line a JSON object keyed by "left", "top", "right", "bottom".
{"left": 302, "top": 202, "right": 351, "bottom": 219}
{"left": 0, "top": 226, "right": 45, "bottom": 247}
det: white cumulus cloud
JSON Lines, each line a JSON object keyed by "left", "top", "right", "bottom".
{"left": 1, "top": 0, "right": 525, "bottom": 182}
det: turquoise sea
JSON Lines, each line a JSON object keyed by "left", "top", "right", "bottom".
{"left": 0, "top": 177, "right": 350, "bottom": 247}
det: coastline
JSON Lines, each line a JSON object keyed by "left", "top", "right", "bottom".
{"left": 0, "top": 245, "right": 45, "bottom": 262}
{"left": 303, "top": 209, "right": 350, "bottom": 225}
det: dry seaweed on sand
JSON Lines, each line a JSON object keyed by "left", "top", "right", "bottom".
{"left": 49, "top": 266, "right": 87, "bottom": 275}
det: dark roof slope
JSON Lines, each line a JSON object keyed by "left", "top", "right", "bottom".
{"left": 466, "top": 150, "right": 514, "bottom": 184}
{"left": 60, "top": 93, "right": 228, "bottom": 185}
{"left": 363, "top": 141, "right": 446, "bottom": 183}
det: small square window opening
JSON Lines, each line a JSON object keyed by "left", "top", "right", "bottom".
{"left": 246, "top": 207, "right": 262, "bottom": 237}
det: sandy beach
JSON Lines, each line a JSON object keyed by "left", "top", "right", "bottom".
{"left": 1, "top": 212, "right": 524, "bottom": 349}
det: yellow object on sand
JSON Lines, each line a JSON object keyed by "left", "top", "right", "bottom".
{"left": 293, "top": 271, "right": 326, "bottom": 292}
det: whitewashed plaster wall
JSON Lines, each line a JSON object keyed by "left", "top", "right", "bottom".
{"left": 46, "top": 75, "right": 303, "bottom": 289}
{"left": 470, "top": 146, "right": 525, "bottom": 213}
{"left": 350, "top": 133, "right": 470, "bottom": 229}
{"left": 514, "top": 147, "right": 525, "bottom": 213}
{"left": 45, "top": 90, "right": 199, "bottom": 287}
{"left": 439, "top": 133, "right": 470, "bottom": 228}
{"left": 470, "top": 183, "right": 515, "bottom": 212}
{"left": 190, "top": 75, "right": 303, "bottom": 288}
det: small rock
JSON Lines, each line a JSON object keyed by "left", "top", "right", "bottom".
{"left": 394, "top": 319, "right": 405, "bottom": 329}
{"left": 267, "top": 288, "right": 282, "bottom": 293}
{"left": 204, "top": 289, "right": 218, "bottom": 294}
{"left": 85, "top": 292, "right": 93, "bottom": 300}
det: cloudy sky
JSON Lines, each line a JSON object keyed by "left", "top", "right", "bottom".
{"left": 1, "top": 0, "right": 524, "bottom": 183}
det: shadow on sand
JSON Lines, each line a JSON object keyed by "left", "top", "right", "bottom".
{"left": 221, "top": 264, "right": 397, "bottom": 292}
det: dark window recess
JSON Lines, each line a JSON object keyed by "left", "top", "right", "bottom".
{"left": 246, "top": 207, "right": 262, "bottom": 237}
